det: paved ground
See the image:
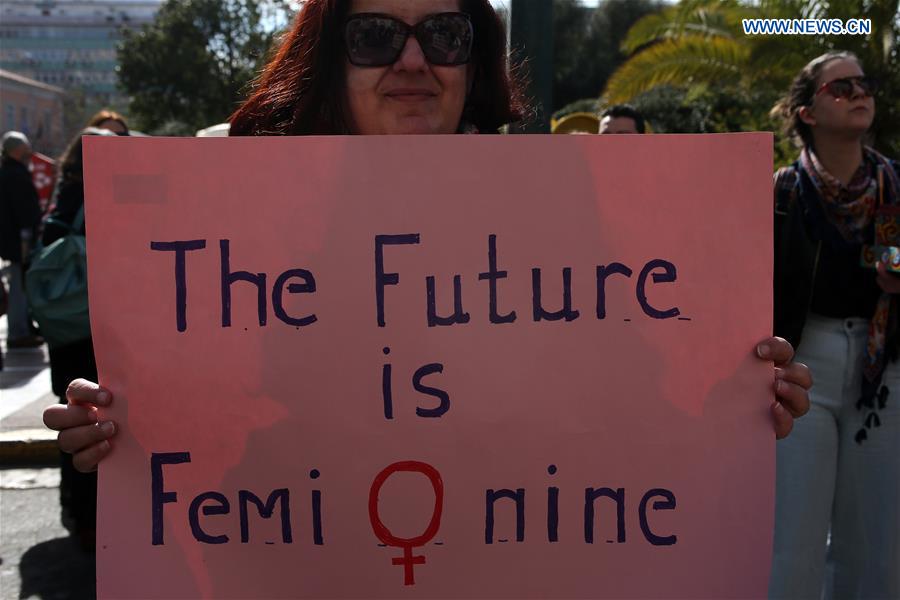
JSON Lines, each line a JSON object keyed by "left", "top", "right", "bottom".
{"left": 0, "top": 312, "right": 59, "bottom": 463}
{"left": 0, "top": 469, "right": 96, "bottom": 600}
{"left": 1, "top": 311, "right": 95, "bottom": 600}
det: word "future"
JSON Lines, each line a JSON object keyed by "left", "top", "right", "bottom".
{"left": 150, "top": 234, "right": 682, "bottom": 332}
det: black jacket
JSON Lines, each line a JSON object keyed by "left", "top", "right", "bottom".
{"left": 774, "top": 158, "right": 900, "bottom": 349}
{"left": 0, "top": 157, "right": 42, "bottom": 262}
{"left": 43, "top": 177, "right": 97, "bottom": 397}
{"left": 43, "top": 179, "right": 86, "bottom": 245}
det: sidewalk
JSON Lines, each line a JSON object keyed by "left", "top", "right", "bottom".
{"left": 0, "top": 314, "right": 60, "bottom": 467}
{"left": 1, "top": 319, "right": 95, "bottom": 600}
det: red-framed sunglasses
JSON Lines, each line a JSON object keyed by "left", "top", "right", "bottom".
{"left": 814, "top": 76, "right": 878, "bottom": 100}
{"left": 344, "top": 12, "right": 474, "bottom": 67}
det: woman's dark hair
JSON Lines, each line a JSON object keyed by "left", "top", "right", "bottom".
{"left": 57, "top": 127, "right": 117, "bottom": 182}
{"left": 770, "top": 50, "right": 861, "bottom": 148}
{"left": 87, "top": 109, "right": 129, "bottom": 135}
{"left": 229, "top": 0, "right": 526, "bottom": 135}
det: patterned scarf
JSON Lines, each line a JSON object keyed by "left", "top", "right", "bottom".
{"left": 801, "top": 146, "right": 900, "bottom": 443}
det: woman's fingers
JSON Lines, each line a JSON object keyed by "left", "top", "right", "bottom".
{"left": 771, "top": 401, "right": 794, "bottom": 440}
{"left": 775, "top": 361, "right": 813, "bottom": 391}
{"left": 773, "top": 374, "right": 811, "bottom": 418}
{"left": 875, "top": 262, "right": 900, "bottom": 293}
{"left": 43, "top": 402, "right": 98, "bottom": 431}
{"left": 43, "top": 378, "right": 116, "bottom": 472}
{"left": 57, "top": 420, "right": 116, "bottom": 454}
{"left": 756, "top": 336, "right": 811, "bottom": 438}
{"left": 756, "top": 336, "right": 795, "bottom": 367}
{"left": 65, "top": 378, "right": 112, "bottom": 407}
{"left": 72, "top": 441, "right": 113, "bottom": 473}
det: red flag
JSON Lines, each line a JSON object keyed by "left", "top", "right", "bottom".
{"left": 31, "top": 152, "right": 57, "bottom": 213}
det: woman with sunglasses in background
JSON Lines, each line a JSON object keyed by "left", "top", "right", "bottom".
{"left": 45, "top": 0, "right": 811, "bottom": 550}
{"left": 770, "top": 51, "right": 899, "bottom": 600}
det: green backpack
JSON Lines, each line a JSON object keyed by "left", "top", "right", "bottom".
{"left": 25, "top": 205, "right": 91, "bottom": 349}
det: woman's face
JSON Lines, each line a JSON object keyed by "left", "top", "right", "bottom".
{"left": 344, "top": 0, "right": 471, "bottom": 135}
{"left": 801, "top": 58, "right": 875, "bottom": 139}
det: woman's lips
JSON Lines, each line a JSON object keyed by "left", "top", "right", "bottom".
{"left": 385, "top": 89, "right": 437, "bottom": 102}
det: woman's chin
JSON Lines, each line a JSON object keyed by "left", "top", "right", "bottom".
{"left": 387, "top": 116, "right": 452, "bottom": 135}
{"left": 837, "top": 122, "right": 874, "bottom": 141}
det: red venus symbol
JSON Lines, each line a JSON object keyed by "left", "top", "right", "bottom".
{"left": 368, "top": 461, "right": 444, "bottom": 586}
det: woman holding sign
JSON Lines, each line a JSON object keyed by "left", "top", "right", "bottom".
{"left": 770, "top": 51, "right": 899, "bottom": 600}
{"left": 45, "top": 0, "right": 810, "bottom": 525}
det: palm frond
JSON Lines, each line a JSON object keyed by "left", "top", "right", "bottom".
{"left": 621, "top": 9, "right": 682, "bottom": 54}
{"left": 621, "top": 0, "right": 757, "bottom": 55}
{"left": 603, "top": 37, "right": 750, "bottom": 104}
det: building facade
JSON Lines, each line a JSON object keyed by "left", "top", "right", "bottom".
{"left": 0, "top": 0, "right": 161, "bottom": 112}
{"left": 0, "top": 68, "right": 66, "bottom": 156}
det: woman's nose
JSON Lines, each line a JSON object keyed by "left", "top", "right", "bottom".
{"left": 393, "top": 34, "right": 428, "bottom": 72}
{"left": 850, "top": 78, "right": 871, "bottom": 99}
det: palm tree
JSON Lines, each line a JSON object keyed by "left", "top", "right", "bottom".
{"left": 603, "top": 0, "right": 900, "bottom": 157}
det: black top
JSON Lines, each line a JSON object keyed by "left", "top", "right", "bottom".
{"left": 809, "top": 238, "right": 882, "bottom": 319}
{"left": 43, "top": 179, "right": 86, "bottom": 246}
{"left": 0, "top": 157, "right": 42, "bottom": 262}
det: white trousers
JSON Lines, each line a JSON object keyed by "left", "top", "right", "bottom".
{"left": 770, "top": 314, "right": 900, "bottom": 600}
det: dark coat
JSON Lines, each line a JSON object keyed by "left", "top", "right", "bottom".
{"left": 0, "top": 157, "right": 42, "bottom": 262}
{"left": 774, "top": 157, "right": 900, "bottom": 350}
{"left": 43, "top": 179, "right": 87, "bottom": 242}
{"left": 43, "top": 178, "right": 97, "bottom": 398}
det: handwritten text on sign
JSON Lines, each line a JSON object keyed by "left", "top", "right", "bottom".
{"left": 85, "top": 134, "right": 774, "bottom": 599}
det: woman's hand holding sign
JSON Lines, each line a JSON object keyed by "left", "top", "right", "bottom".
{"left": 758, "top": 336, "right": 812, "bottom": 439}
{"left": 43, "top": 378, "right": 116, "bottom": 472}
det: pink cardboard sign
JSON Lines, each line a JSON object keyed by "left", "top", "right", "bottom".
{"left": 84, "top": 134, "right": 774, "bottom": 599}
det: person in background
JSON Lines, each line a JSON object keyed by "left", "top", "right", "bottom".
{"left": 43, "top": 125, "right": 121, "bottom": 550}
{"left": 598, "top": 104, "right": 645, "bottom": 135}
{"left": 0, "top": 131, "right": 43, "bottom": 348}
{"left": 87, "top": 110, "right": 129, "bottom": 136}
{"left": 770, "top": 50, "right": 899, "bottom": 600}
{"left": 551, "top": 112, "right": 599, "bottom": 135}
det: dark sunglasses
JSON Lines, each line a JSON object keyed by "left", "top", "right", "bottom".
{"left": 344, "top": 12, "right": 473, "bottom": 67}
{"left": 815, "top": 75, "right": 877, "bottom": 100}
